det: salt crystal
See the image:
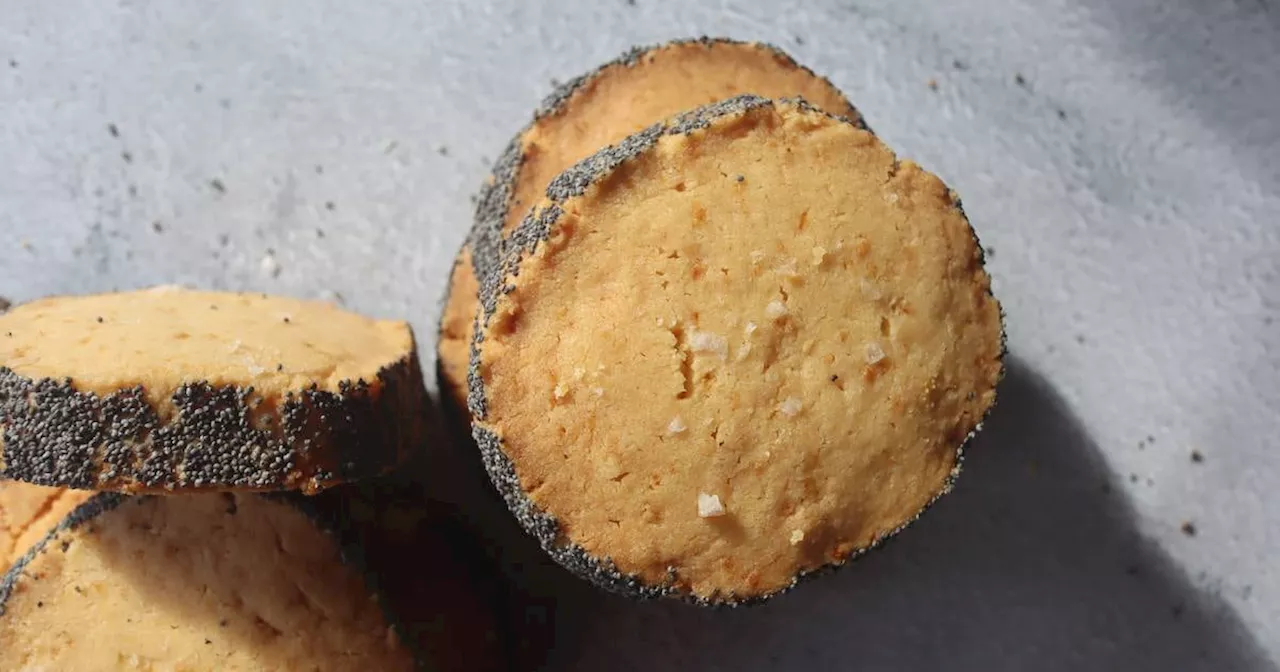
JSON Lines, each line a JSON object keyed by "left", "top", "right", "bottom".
{"left": 749, "top": 250, "right": 766, "bottom": 264}
{"left": 778, "top": 397, "right": 803, "bottom": 417}
{"left": 592, "top": 387, "right": 605, "bottom": 397}
{"left": 689, "top": 331, "right": 728, "bottom": 360}
{"left": 865, "top": 342, "right": 886, "bottom": 365}
{"left": 884, "top": 192, "right": 900, "bottom": 204}
{"left": 765, "top": 301, "right": 788, "bottom": 319}
{"left": 812, "top": 247, "right": 827, "bottom": 265}
{"left": 790, "top": 529, "right": 805, "bottom": 545}
{"left": 553, "top": 383, "right": 568, "bottom": 399}
{"left": 667, "top": 416, "right": 687, "bottom": 434}
{"left": 697, "top": 493, "right": 726, "bottom": 518}
{"left": 744, "top": 321, "right": 758, "bottom": 335}
{"left": 776, "top": 259, "right": 799, "bottom": 277}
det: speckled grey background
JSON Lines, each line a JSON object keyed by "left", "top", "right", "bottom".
{"left": 2, "top": 0, "right": 1278, "bottom": 670}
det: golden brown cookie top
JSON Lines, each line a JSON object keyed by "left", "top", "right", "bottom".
{"left": 0, "top": 493, "right": 414, "bottom": 671}
{"left": 472, "top": 97, "right": 1003, "bottom": 602}
{"left": 0, "top": 287, "right": 425, "bottom": 493}
{"left": 1, "top": 287, "right": 412, "bottom": 408}
{"left": 504, "top": 37, "right": 860, "bottom": 237}
{"left": 440, "top": 38, "right": 860, "bottom": 416}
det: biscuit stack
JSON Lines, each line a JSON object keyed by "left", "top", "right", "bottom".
{"left": 0, "top": 289, "right": 506, "bottom": 670}
{"left": 439, "top": 39, "right": 1004, "bottom": 604}
{"left": 0, "top": 35, "right": 1006, "bottom": 671}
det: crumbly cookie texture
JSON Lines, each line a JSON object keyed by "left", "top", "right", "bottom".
{"left": 437, "top": 36, "right": 862, "bottom": 414}
{"left": 0, "top": 480, "right": 92, "bottom": 567}
{"left": 0, "top": 493, "right": 414, "bottom": 671}
{"left": 471, "top": 96, "right": 1004, "bottom": 603}
{"left": 0, "top": 287, "right": 426, "bottom": 493}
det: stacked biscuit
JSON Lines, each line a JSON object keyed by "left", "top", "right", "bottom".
{"left": 439, "top": 38, "right": 1004, "bottom": 604}
{"left": 0, "top": 290, "right": 506, "bottom": 670}
{"left": 0, "top": 35, "right": 1005, "bottom": 670}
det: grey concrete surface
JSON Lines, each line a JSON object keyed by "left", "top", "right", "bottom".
{"left": 2, "top": 0, "right": 1278, "bottom": 669}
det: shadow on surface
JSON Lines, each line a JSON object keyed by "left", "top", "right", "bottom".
{"left": 1081, "top": 0, "right": 1280, "bottom": 190}
{"left": 470, "top": 358, "right": 1274, "bottom": 671}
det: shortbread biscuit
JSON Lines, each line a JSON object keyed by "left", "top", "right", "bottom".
{"left": 0, "top": 493, "right": 414, "bottom": 670}
{"left": 470, "top": 96, "right": 1003, "bottom": 603}
{"left": 0, "top": 287, "right": 426, "bottom": 493}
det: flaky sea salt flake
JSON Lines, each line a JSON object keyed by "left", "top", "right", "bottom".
{"left": 689, "top": 331, "right": 729, "bottom": 360}
{"left": 778, "top": 397, "right": 803, "bottom": 417}
{"left": 697, "top": 493, "right": 726, "bottom": 518}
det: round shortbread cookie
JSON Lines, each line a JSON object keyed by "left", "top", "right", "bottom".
{"left": 470, "top": 96, "right": 1004, "bottom": 603}
{"left": 0, "top": 493, "right": 415, "bottom": 671}
{"left": 0, "top": 287, "right": 426, "bottom": 493}
{"left": 437, "top": 37, "right": 861, "bottom": 415}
